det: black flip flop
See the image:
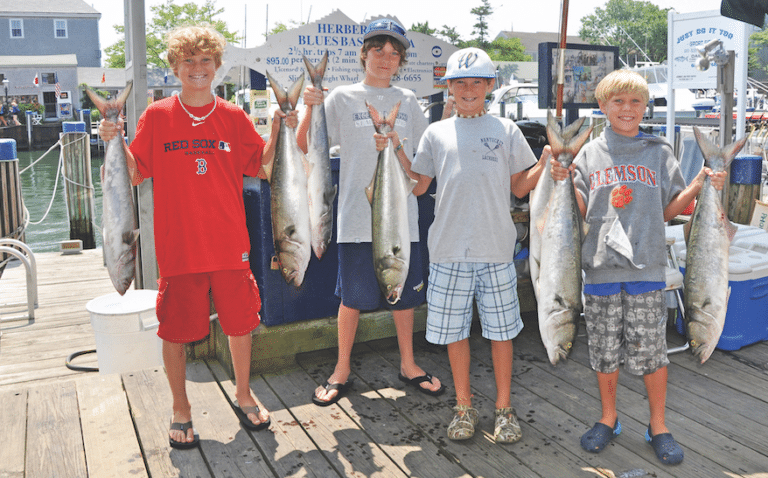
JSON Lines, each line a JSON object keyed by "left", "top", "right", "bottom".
{"left": 233, "top": 401, "right": 271, "bottom": 431}
{"left": 398, "top": 373, "right": 446, "bottom": 396}
{"left": 169, "top": 420, "right": 200, "bottom": 450}
{"left": 312, "top": 380, "right": 352, "bottom": 407}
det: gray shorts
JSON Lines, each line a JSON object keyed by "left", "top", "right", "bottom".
{"left": 583, "top": 289, "right": 669, "bottom": 375}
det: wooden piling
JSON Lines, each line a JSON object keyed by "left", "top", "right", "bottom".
{"left": 60, "top": 127, "right": 96, "bottom": 249}
{"left": 1, "top": 139, "right": 25, "bottom": 263}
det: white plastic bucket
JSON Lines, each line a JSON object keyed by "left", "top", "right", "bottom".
{"left": 86, "top": 289, "right": 162, "bottom": 374}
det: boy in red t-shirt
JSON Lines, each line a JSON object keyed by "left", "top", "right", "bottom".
{"left": 100, "top": 24, "right": 296, "bottom": 449}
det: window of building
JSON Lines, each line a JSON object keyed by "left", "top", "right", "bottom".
{"left": 10, "top": 19, "right": 23, "bottom": 38}
{"left": 54, "top": 19, "right": 67, "bottom": 39}
{"left": 42, "top": 73, "right": 56, "bottom": 85}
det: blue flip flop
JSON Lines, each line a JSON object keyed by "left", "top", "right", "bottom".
{"left": 580, "top": 418, "right": 621, "bottom": 453}
{"left": 646, "top": 426, "right": 684, "bottom": 465}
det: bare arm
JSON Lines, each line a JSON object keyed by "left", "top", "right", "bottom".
{"left": 550, "top": 155, "right": 587, "bottom": 218}
{"left": 510, "top": 145, "right": 552, "bottom": 198}
{"left": 663, "top": 167, "right": 725, "bottom": 222}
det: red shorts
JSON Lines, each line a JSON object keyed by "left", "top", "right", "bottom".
{"left": 156, "top": 269, "right": 261, "bottom": 343}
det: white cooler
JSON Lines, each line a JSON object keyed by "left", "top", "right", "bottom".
{"left": 86, "top": 289, "right": 162, "bottom": 374}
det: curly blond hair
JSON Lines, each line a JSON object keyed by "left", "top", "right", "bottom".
{"left": 166, "top": 24, "right": 226, "bottom": 73}
{"left": 595, "top": 69, "right": 649, "bottom": 105}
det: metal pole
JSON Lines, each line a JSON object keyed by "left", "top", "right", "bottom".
{"left": 555, "top": 0, "right": 569, "bottom": 122}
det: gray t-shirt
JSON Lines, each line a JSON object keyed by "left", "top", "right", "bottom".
{"left": 412, "top": 114, "right": 537, "bottom": 263}
{"left": 325, "top": 82, "right": 428, "bottom": 243}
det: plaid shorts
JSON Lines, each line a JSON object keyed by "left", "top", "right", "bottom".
{"left": 425, "top": 262, "right": 523, "bottom": 345}
{"left": 583, "top": 288, "right": 669, "bottom": 376}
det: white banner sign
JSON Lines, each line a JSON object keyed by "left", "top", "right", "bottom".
{"left": 215, "top": 11, "right": 458, "bottom": 98}
{"left": 669, "top": 10, "right": 752, "bottom": 90}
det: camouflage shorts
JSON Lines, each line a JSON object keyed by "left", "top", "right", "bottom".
{"left": 583, "top": 289, "right": 669, "bottom": 376}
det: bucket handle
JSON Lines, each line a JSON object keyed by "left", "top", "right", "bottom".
{"left": 141, "top": 315, "right": 160, "bottom": 331}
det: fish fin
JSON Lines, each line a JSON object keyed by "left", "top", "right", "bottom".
{"left": 692, "top": 126, "right": 722, "bottom": 170}
{"left": 546, "top": 111, "right": 565, "bottom": 158}
{"left": 327, "top": 184, "right": 338, "bottom": 203}
{"left": 385, "top": 102, "right": 401, "bottom": 131}
{"left": 568, "top": 124, "right": 594, "bottom": 156}
{"left": 723, "top": 135, "right": 748, "bottom": 167}
{"left": 365, "top": 101, "right": 383, "bottom": 134}
{"left": 115, "top": 81, "right": 133, "bottom": 108}
{"left": 100, "top": 164, "right": 105, "bottom": 183}
{"left": 535, "top": 215, "right": 547, "bottom": 235}
{"left": 683, "top": 218, "right": 692, "bottom": 245}
{"left": 266, "top": 71, "right": 290, "bottom": 112}
{"left": 406, "top": 175, "right": 418, "bottom": 194}
{"left": 365, "top": 180, "right": 374, "bottom": 204}
{"left": 122, "top": 229, "right": 139, "bottom": 246}
{"left": 303, "top": 50, "right": 328, "bottom": 88}
{"left": 302, "top": 154, "right": 314, "bottom": 178}
{"left": 287, "top": 73, "right": 305, "bottom": 111}
{"left": 562, "top": 115, "right": 586, "bottom": 140}
{"left": 725, "top": 216, "right": 738, "bottom": 242}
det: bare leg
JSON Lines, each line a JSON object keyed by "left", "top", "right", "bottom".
{"left": 393, "top": 308, "right": 442, "bottom": 393}
{"left": 164, "top": 340, "right": 195, "bottom": 444}
{"left": 315, "top": 302, "right": 359, "bottom": 402}
{"left": 596, "top": 369, "right": 620, "bottom": 427}
{"left": 447, "top": 339, "right": 471, "bottom": 407}
{"left": 230, "top": 333, "right": 268, "bottom": 426}
{"left": 491, "top": 340, "right": 513, "bottom": 409}
{"left": 644, "top": 366, "right": 669, "bottom": 436}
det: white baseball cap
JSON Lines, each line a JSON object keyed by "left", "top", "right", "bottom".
{"left": 444, "top": 47, "right": 496, "bottom": 80}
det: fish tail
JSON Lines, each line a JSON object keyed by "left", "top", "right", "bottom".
{"left": 85, "top": 81, "right": 132, "bottom": 117}
{"left": 287, "top": 73, "right": 305, "bottom": 111}
{"left": 384, "top": 102, "right": 401, "bottom": 131}
{"left": 365, "top": 101, "right": 383, "bottom": 134}
{"left": 266, "top": 71, "right": 288, "bottom": 111}
{"left": 303, "top": 50, "right": 328, "bottom": 88}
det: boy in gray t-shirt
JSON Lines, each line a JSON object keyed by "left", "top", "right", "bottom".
{"left": 298, "top": 19, "right": 445, "bottom": 407}
{"left": 411, "top": 47, "right": 550, "bottom": 443}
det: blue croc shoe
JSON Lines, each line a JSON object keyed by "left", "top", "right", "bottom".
{"left": 580, "top": 419, "right": 621, "bottom": 453}
{"left": 646, "top": 426, "right": 684, "bottom": 465}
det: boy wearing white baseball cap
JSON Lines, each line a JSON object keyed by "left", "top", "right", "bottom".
{"left": 411, "top": 47, "right": 551, "bottom": 443}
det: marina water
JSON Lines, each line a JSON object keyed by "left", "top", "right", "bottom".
{"left": 16, "top": 148, "right": 104, "bottom": 253}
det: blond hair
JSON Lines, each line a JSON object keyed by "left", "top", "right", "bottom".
{"left": 166, "top": 24, "right": 226, "bottom": 72}
{"left": 595, "top": 69, "right": 649, "bottom": 105}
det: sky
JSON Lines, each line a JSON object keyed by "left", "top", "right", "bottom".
{"left": 87, "top": 0, "right": 725, "bottom": 60}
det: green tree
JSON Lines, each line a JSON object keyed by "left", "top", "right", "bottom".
{"left": 104, "top": 0, "right": 239, "bottom": 69}
{"left": 470, "top": 0, "right": 494, "bottom": 47}
{"left": 487, "top": 37, "right": 532, "bottom": 61}
{"left": 439, "top": 25, "right": 462, "bottom": 45}
{"left": 579, "top": 0, "right": 668, "bottom": 64}
{"left": 266, "top": 20, "right": 304, "bottom": 39}
{"left": 411, "top": 21, "right": 437, "bottom": 36}
{"left": 749, "top": 28, "right": 768, "bottom": 78}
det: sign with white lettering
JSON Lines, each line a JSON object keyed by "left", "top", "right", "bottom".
{"left": 214, "top": 11, "right": 457, "bottom": 97}
{"left": 669, "top": 10, "right": 753, "bottom": 89}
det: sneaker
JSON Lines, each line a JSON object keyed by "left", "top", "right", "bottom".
{"left": 447, "top": 405, "right": 479, "bottom": 440}
{"left": 494, "top": 407, "right": 522, "bottom": 443}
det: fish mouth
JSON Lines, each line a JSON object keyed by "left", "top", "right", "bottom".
{"left": 384, "top": 285, "right": 403, "bottom": 305}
